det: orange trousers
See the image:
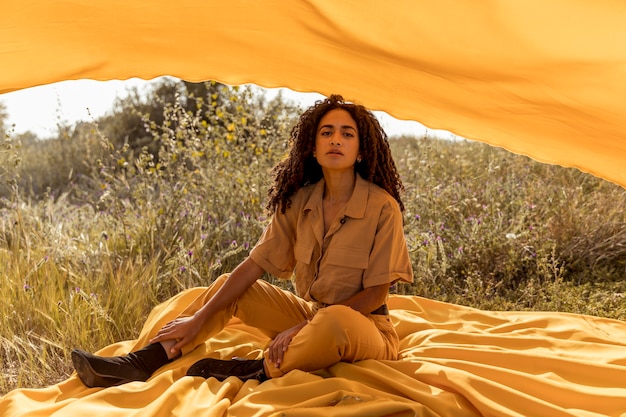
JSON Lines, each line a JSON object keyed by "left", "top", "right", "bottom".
{"left": 174, "top": 274, "right": 400, "bottom": 379}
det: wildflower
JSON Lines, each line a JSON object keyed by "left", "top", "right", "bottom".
{"left": 187, "top": 250, "right": 193, "bottom": 258}
{"left": 243, "top": 242, "right": 250, "bottom": 250}
{"left": 180, "top": 266, "right": 187, "bottom": 272}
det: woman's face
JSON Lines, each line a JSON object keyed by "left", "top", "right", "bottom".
{"left": 314, "top": 108, "right": 360, "bottom": 173}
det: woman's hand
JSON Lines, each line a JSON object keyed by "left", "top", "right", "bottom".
{"left": 267, "top": 320, "right": 308, "bottom": 368}
{"left": 149, "top": 315, "right": 203, "bottom": 356}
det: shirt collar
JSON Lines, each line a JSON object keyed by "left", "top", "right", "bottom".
{"left": 303, "top": 173, "right": 369, "bottom": 219}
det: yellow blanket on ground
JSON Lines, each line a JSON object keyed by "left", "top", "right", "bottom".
{"left": 2, "top": 288, "right": 626, "bottom": 416}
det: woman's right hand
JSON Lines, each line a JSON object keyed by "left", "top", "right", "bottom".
{"left": 149, "top": 315, "right": 203, "bottom": 356}
{"left": 267, "top": 320, "right": 308, "bottom": 368}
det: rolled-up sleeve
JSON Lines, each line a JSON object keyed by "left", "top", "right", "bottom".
{"left": 249, "top": 209, "right": 297, "bottom": 279}
{"left": 362, "top": 200, "right": 414, "bottom": 289}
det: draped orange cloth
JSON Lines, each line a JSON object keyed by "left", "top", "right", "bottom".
{"left": 1, "top": 1, "right": 626, "bottom": 188}
{"left": 3, "top": 2, "right": 626, "bottom": 415}
{"left": 2, "top": 289, "right": 626, "bottom": 416}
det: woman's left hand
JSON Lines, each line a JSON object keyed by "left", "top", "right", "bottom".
{"left": 267, "top": 320, "right": 307, "bottom": 367}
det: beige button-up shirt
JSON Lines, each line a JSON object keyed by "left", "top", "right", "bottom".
{"left": 250, "top": 174, "right": 413, "bottom": 306}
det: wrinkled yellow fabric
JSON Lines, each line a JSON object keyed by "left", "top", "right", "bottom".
{"left": 1, "top": 1, "right": 626, "bottom": 188}
{"left": 2, "top": 288, "right": 626, "bottom": 416}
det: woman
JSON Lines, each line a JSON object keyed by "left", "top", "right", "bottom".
{"left": 71, "top": 94, "right": 414, "bottom": 387}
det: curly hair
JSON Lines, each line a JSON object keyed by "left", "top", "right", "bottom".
{"left": 266, "top": 94, "right": 405, "bottom": 214}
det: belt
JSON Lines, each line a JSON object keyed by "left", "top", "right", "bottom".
{"left": 370, "top": 304, "right": 389, "bottom": 315}
{"left": 314, "top": 302, "right": 389, "bottom": 315}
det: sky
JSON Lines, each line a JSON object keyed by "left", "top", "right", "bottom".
{"left": 0, "top": 77, "right": 450, "bottom": 140}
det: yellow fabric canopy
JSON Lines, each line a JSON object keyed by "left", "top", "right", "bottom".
{"left": 1, "top": 0, "right": 625, "bottom": 188}
{"left": 3, "top": 288, "right": 626, "bottom": 416}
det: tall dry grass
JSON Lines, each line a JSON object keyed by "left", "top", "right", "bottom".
{"left": 1, "top": 84, "right": 624, "bottom": 393}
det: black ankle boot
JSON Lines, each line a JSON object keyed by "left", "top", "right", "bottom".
{"left": 186, "top": 358, "right": 267, "bottom": 382}
{"left": 71, "top": 343, "right": 171, "bottom": 388}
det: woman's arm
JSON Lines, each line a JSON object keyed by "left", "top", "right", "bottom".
{"left": 193, "top": 257, "right": 265, "bottom": 322}
{"left": 338, "top": 282, "right": 390, "bottom": 315}
{"left": 150, "top": 257, "right": 264, "bottom": 355}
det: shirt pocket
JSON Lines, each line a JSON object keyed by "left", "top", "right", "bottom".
{"left": 325, "top": 246, "right": 370, "bottom": 270}
{"left": 294, "top": 242, "right": 314, "bottom": 265}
